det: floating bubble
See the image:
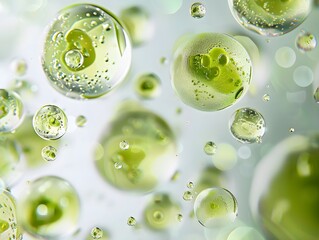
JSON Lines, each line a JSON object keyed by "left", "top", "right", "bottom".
{"left": 204, "top": 141, "right": 217, "bottom": 155}
{"left": 190, "top": 2, "right": 206, "bottom": 18}
{"left": 160, "top": 57, "right": 168, "bottom": 65}
{"left": 120, "top": 6, "right": 154, "bottom": 46}
{"left": 95, "top": 101, "right": 178, "bottom": 192}
{"left": 33, "top": 105, "right": 68, "bottom": 140}
{"left": 76, "top": 115, "right": 87, "bottom": 127}
{"left": 212, "top": 143, "right": 237, "bottom": 171}
{"left": 177, "top": 214, "right": 183, "bottom": 222}
{"left": 134, "top": 73, "right": 161, "bottom": 99}
{"left": 293, "top": 65, "right": 313, "bottom": 87}
{"left": 251, "top": 135, "right": 319, "bottom": 239}
{"left": 127, "top": 216, "right": 136, "bottom": 226}
{"left": 119, "top": 140, "right": 129, "bottom": 150}
{"left": 0, "top": 89, "right": 24, "bottom": 133}
{"left": 229, "top": 108, "right": 266, "bottom": 144}
{"left": 275, "top": 47, "right": 296, "bottom": 68}
{"left": 228, "top": 0, "right": 312, "bottom": 37}
{"left": 183, "top": 191, "right": 193, "bottom": 201}
{"left": 187, "top": 181, "right": 194, "bottom": 189}
{"left": 91, "top": 227, "right": 103, "bottom": 239}
{"left": 171, "top": 33, "right": 252, "bottom": 111}
{"left": 262, "top": 94, "right": 270, "bottom": 102}
{"left": 42, "top": 4, "right": 131, "bottom": 99}
{"left": 11, "top": 58, "right": 27, "bottom": 76}
{"left": 296, "top": 30, "right": 317, "bottom": 52}
{"left": 18, "top": 176, "right": 80, "bottom": 238}
{"left": 194, "top": 187, "right": 238, "bottom": 228}
{"left": 41, "top": 146, "right": 57, "bottom": 161}
{"left": 0, "top": 189, "right": 23, "bottom": 240}
{"left": 143, "top": 193, "right": 181, "bottom": 230}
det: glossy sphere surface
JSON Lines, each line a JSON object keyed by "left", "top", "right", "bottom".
{"left": 42, "top": 4, "right": 131, "bottom": 99}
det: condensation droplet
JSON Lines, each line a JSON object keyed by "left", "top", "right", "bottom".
{"left": 183, "top": 191, "right": 193, "bottom": 201}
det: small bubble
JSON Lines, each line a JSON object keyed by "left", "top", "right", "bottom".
{"left": 76, "top": 115, "right": 87, "bottom": 127}
{"left": 119, "top": 140, "right": 129, "bottom": 150}
{"left": 64, "top": 49, "right": 84, "bottom": 70}
{"left": 289, "top": 128, "right": 295, "bottom": 133}
{"left": 190, "top": 2, "right": 206, "bottom": 18}
{"left": 262, "top": 94, "right": 270, "bottom": 102}
{"left": 160, "top": 57, "right": 168, "bottom": 65}
{"left": 204, "top": 141, "right": 217, "bottom": 155}
{"left": 41, "top": 146, "right": 57, "bottom": 161}
{"left": 183, "top": 191, "right": 193, "bottom": 201}
{"left": 177, "top": 214, "right": 183, "bottom": 222}
{"left": 114, "top": 162, "right": 123, "bottom": 170}
{"left": 187, "top": 181, "right": 194, "bottom": 189}
{"left": 127, "top": 216, "right": 136, "bottom": 226}
{"left": 91, "top": 227, "right": 103, "bottom": 239}
{"left": 296, "top": 30, "right": 317, "bottom": 52}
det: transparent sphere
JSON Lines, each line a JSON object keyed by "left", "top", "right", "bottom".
{"left": 228, "top": 0, "right": 313, "bottom": 37}
{"left": 143, "top": 193, "right": 181, "bottom": 230}
{"left": 42, "top": 4, "right": 132, "bottom": 99}
{"left": 91, "top": 227, "right": 103, "bottom": 239}
{"left": 41, "top": 145, "right": 57, "bottom": 161}
{"left": 134, "top": 73, "right": 161, "bottom": 99}
{"left": 0, "top": 89, "right": 24, "bottom": 133}
{"left": 95, "top": 101, "right": 178, "bottom": 192}
{"left": 251, "top": 135, "right": 319, "bottom": 239}
{"left": 296, "top": 30, "right": 317, "bottom": 52}
{"left": 0, "top": 189, "right": 23, "bottom": 240}
{"left": 190, "top": 2, "right": 206, "bottom": 18}
{"left": 204, "top": 141, "right": 217, "bottom": 155}
{"left": 18, "top": 176, "right": 80, "bottom": 238}
{"left": 76, "top": 115, "right": 87, "bottom": 127}
{"left": 171, "top": 33, "right": 252, "bottom": 111}
{"left": 33, "top": 105, "right": 68, "bottom": 140}
{"left": 194, "top": 187, "right": 238, "bottom": 228}
{"left": 229, "top": 108, "right": 265, "bottom": 144}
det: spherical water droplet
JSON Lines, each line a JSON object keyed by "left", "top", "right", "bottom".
{"left": 262, "top": 94, "right": 270, "bottom": 102}
{"left": 229, "top": 108, "right": 266, "bottom": 144}
{"left": 296, "top": 30, "right": 317, "bottom": 52}
{"left": 119, "top": 140, "right": 129, "bottom": 150}
{"left": 293, "top": 65, "right": 313, "bottom": 87}
{"left": 275, "top": 47, "right": 296, "bottom": 68}
{"left": 204, "top": 141, "right": 217, "bottom": 155}
{"left": 0, "top": 89, "right": 24, "bottom": 133}
{"left": 41, "top": 146, "right": 57, "bottom": 161}
{"left": 171, "top": 33, "right": 252, "bottom": 111}
{"left": 228, "top": 0, "right": 312, "bottom": 36}
{"left": 76, "top": 115, "right": 87, "bottom": 127}
{"left": 18, "top": 176, "right": 80, "bottom": 238}
{"left": 135, "top": 73, "right": 161, "bottom": 99}
{"left": 190, "top": 2, "right": 206, "bottom": 18}
{"left": 33, "top": 105, "right": 68, "bottom": 140}
{"left": 42, "top": 4, "right": 132, "bottom": 99}
{"left": 194, "top": 187, "right": 238, "bottom": 228}
{"left": 91, "top": 227, "right": 103, "bottom": 239}
{"left": 127, "top": 216, "right": 136, "bottom": 226}
{"left": 183, "top": 191, "right": 193, "bottom": 201}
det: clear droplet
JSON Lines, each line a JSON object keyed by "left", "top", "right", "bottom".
{"left": 41, "top": 146, "right": 57, "bottom": 161}
{"left": 229, "top": 108, "right": 266, "bottom": 144}
{"left": 204, "top": 141, "right": 217, "bottom": 155}
{"left": 194, "top": 187, "right": 238, "bottom": 228}
{"left": 262, "top": 94, "right": 270, "bottom": 102}
{"left": 135, "top": 73, "right": 161, "bottom": 99}
{"left": 127, "top": 216, "right": 136, "bottom": 226}
{"left": 64, "top": 49, "right": 84, "bottom": 70}
{"left": 33, "top": 105, "right": 68, "bottom": 140}
{"left": 119, "top": 140, "right": 129, "bottom": 150}
{"left": 183, "top": 191, "right": 193, "bottom": 201}
{"left": 296, "top": 30, "right": 317, "bottom": 52}
{"left": 187, "top": 181, "right": 194, "bottom": 189}
{"left": 76, "top": 115, "right": 87, "bottom": 127}
{"left": 190, "top": 2, "right": 206, "bottom": 18}
{"left": 91, "top": 227, "right": 103, "bottom": 239}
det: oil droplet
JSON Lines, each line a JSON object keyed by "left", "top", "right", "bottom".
{"left": 229, "top": 0, "right": 312, "bottom": 36}
{"left": 33, "top": 105, "right": 68, "bottom": 140}
{"left": 194, "top": 187, "right": 238, "bottom": 228}
{"left": 296, "top": 30, "right": 317, "bottom": 52}
{"left": 76, "top": 115, "right": 87, "bottom": 127}
{"left": 119, "top": 140, "right": 129, "bottom": 150}
{"left": 204, "top": 141, "right": 217, "bottom": 155}
{"left": 127, "top": 216, "right": 136, "bottom": 226}
{"left": 190, "top": 2, "right": 206, "bottom": 18}
{"left": 91, "top": 227, "right": 103, "bottom": 239}
{"left": 229, "top": 108, "right": 266, "bottom": 144}
{"left": 135, "top": 73, "right": 161, "bottom": 99}
{"left": 114, "top": 161, "right": 123, "bottom": 170}
{"left": 41, "top": 146, "right": 57, "bottom": 161}
{"left": 183, "top": 191, "right": 193, "bottom": 201}
{"left": 262, "top": 94, "right": 270, "bottom": 102}
{"left": 187, "top": 181, "right": 194, "bottom": 189}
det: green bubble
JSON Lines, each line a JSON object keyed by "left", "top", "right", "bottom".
{"left": 41, "top": 146, "right": 57, "bottom": 161}
{"left": 171, "top": 33, "right": 252, "bottom": 111}
{"left": 127, "top": 216, "right": 136, "bottom": 226}
{"left": 229, "top": 0, "right": 312, "bottom": 36}
{"left": 18, "top": 176, "right": 80, "bottom": 238}
{"left": 91, "top": 227, "right": 103, "bottom": 239}
{"left": 190, "top": 2, "right": 206, "bottom": 18}
{"left": 76, "top": 115, "right": 87, "bottom": 127}
{"left": 143, "top": 193, "right": 181, "bottom": 230}
{"left": 135, "top": 73, "right": 161, "bottom": 99}
{"left": 42, "top": 4, "right": 131, "bottom": 99}
{"left": 229, "top": 108, "right": 265, "bottom": 144}
{"left": 204, "top": 141, "right": 217, "bottom": 155}
{"left": 0, "top": 89, "right": 24, "bottom": 133}
{"left": 33, "top": 105, "right": 68, "bottom": 140}
{"left": 183, "top": 191, "right": 193, "bottom": 201}
{"left": 296, "top": 30, "right": 317, "bottom": 52}
{"left": 194, "top": 187, "right": 238, "bottom": 228}
{"left": 95, "top": 101, "right": 178, "bottom": 192}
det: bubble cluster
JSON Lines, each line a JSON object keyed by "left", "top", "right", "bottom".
{"left": 95, "top": 101, "right": 178, "bottom": 192}
{"left": 228, "top": 0, "right": 312, "bottom": 37}
{"left": 190, "top": 2, "right": 206, "bottom": 18}
{"left": 262, "top": 94, "right": 270, "bottom": 102}
{"left": 42, "top": 4, "right": 132, "bottom": 99}
{"left": 171, "top": 33, "right": 252, "bottom": 111}
{"left": 229, "top": 108, "right": 265, "bottom": 144}
{"left": 296, "top": 31, "right": 317, "bottom": 52}
{"left": 33, "top": 105, "right": 68, "bottom": 140}
{"left": 204, "top": 141, "right": 217, "bottom": 155}
{"left": 18, "top": 176, "right": 80, "bottom": 238}
{"left": 134, "top": 73, "right": 161, "bottom": 99}
{"left": 194, "top": 187, "right": 238, "bottom": 228}
{"left": 41, "top": 146, "right": 57, "bottom": 161}
{"left": 0, "top": 89, "right": 24, "bottom": 133}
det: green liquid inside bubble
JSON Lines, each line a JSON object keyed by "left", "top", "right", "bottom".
{"left": 171, "top": 33, "right": 252, "bottom": 111}
{"left": 42, "top": 4, "right": 131, "bottom": 99}
{"left": 42, "top": 146, "right": 57, "bottom": 161}
{"left": 0, "top": 220, "right": 9, "bottom": 234}
{"left": 135, "top": 73, "right": 161, "bottom": 99}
